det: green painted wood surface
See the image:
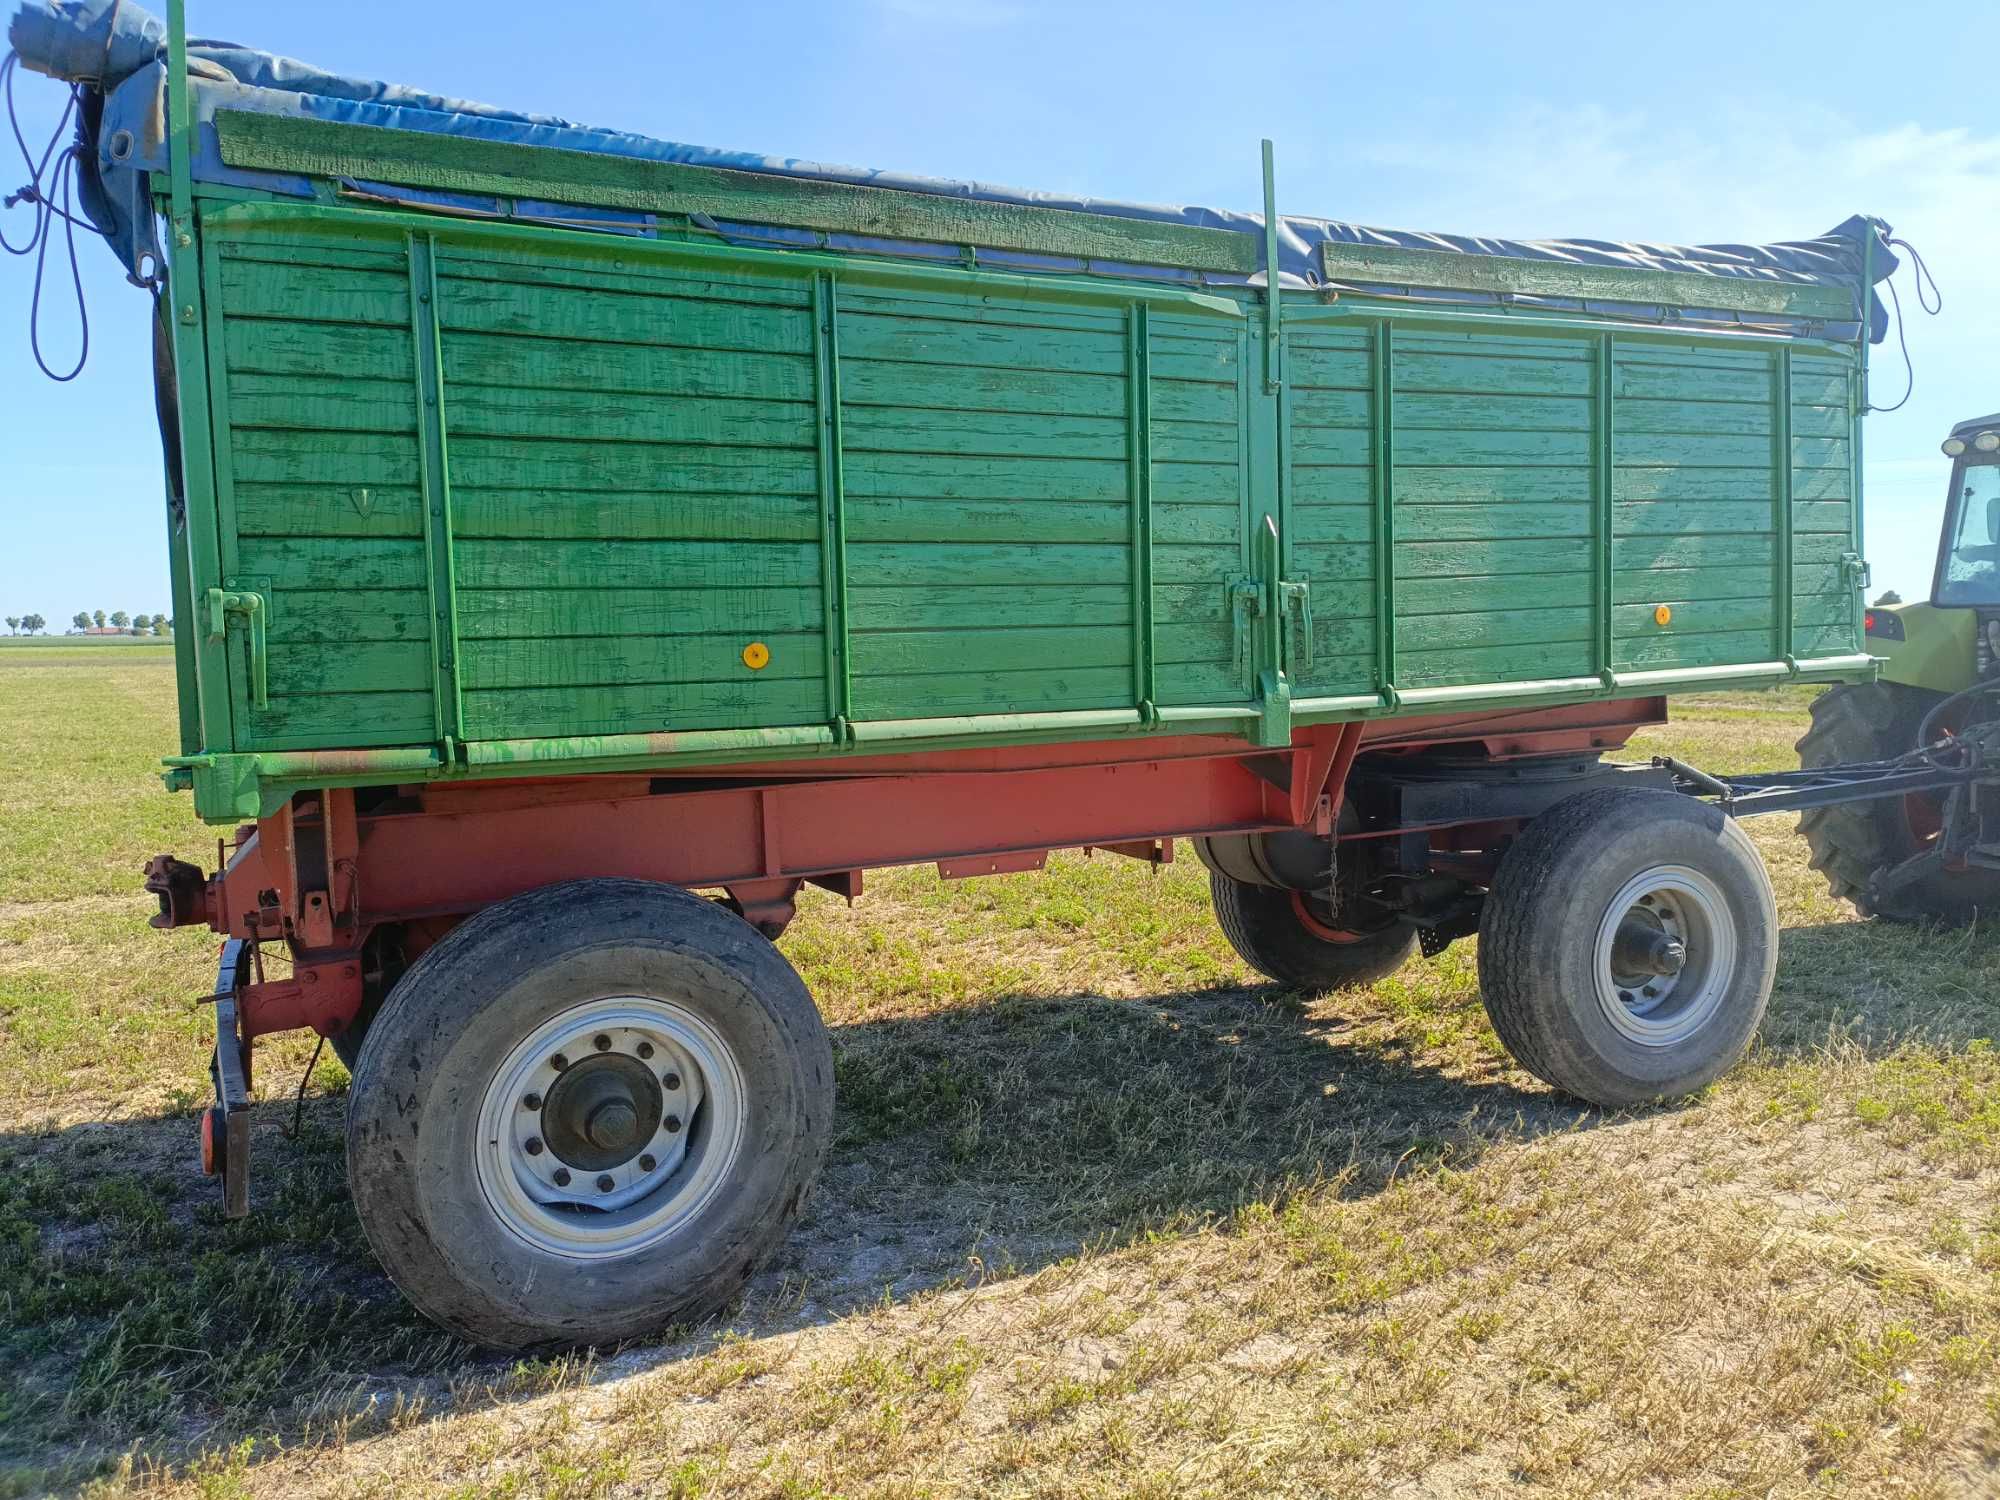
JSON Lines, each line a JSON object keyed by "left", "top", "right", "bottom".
{"left": 175, "top": 188, "right": 1868, "bottom": 806}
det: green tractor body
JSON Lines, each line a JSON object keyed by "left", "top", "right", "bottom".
{"left": 1799, "top": 412, "right": 2000, "bottom": 920}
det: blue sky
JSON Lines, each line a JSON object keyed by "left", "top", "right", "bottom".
{"left": 1, "top": 0, "right": 1991, "bottom": 623}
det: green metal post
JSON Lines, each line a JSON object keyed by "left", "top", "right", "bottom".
{"left": 1127, "top": 303, "right": 1157, "bottom": 720}
{"left": 1854, "top": 225, "right": 1873, "bottom": 637}
{"left": 162, "top": 0, "right": 236, "bottom": 751}
{"left": 1772, "top": 346, "right": 1796, "bottom": 667}
{"left": 407, "top": 232, "right": 464, "bottom": 756}
{"left": 813, "top": 272, "right": 853, "bottom": 739}
{"left": 1371, "top": 320, "right": 1398, "bottom": 708}
{"left": 1260, "top": 139, "right": 1282, "bottom": 397}
{"left": 1594, "top": 333, "right": 1616, "bottom": 686}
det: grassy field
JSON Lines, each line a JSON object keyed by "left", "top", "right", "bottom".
{"left": 1, "top": 650, "right": 1997, "bottom": 1498}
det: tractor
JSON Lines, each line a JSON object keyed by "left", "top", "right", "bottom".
{"left": 1798, "top": 412, "right": 2000, "bottom": 921}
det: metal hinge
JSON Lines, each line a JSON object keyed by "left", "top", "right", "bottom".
{"left": 1841, "top": 552, "right": 1871, "bottom": 590}
{"left": 205, "top": 587, "right": 268, "bottom": 708}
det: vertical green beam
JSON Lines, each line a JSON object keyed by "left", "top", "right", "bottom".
{"left": 1852, "top": 228, "right": 1873, "bottom": 642}
{"left": 162, "top": 0, "right": 235, "bottom": 751}
{"left": 407, "top": 233, "right": 463, "bottom": 754}
{"left": 1126, "top": 304, "right": 1156, "bottom": 719}
{"left": 813, "top": 272, "right": 852, "bottom": 737}
{"left": 1594, "top": 333, "right": 1616, "bottom": 685}
{"left": 1371, "top": 320, "right": 1398, "bottom": 707}
{"left": 1772, "top": 346, "right": 1796, "bottom": 665}
{"left": 1259, "top": 140, "right": 1282, "bottom": 398}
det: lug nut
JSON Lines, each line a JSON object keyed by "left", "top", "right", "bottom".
{"left": 662, "top": 1071, "right": 682, "bottom": 1090}
{"left": 594, "top": 1033, "right": 611, "bottom": 1052}
{"left": 596, "top": 1174, "right": 615, "bottom": 1193}
{"left": 637, "top": 1042, "right": 654, "bottom": 1060}
{"left": 550, "top": 1053, "right": 569, "bottom": 1071}
{"left": 522, "top": 1092, "right": 542, "bottom": 1111}
{"left": 639, "top": 1154, "right": 657, "bottom": 1172}
{"left": 525, "top": 1137, "right": 544, "bottom": 1156}
{"left": 553, "top": 1168, "right": 571, "bottom": 1186}
{"left": 664, "top": 1114, "right": 683, "bottom": 1134}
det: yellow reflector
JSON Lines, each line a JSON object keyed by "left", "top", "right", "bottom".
{"left": 1654, "top": 604, "right": 1673, "bottom": 627}
{"left": 742, "top": 642, "right": 770, "bottom": 670}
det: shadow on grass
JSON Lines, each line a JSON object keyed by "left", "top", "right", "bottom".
{"left": 1763, "top": 915, "right": 2000, "bottom": 1059}
{"left": 9, "top": 938, "right": 1982, "bottom": 1491}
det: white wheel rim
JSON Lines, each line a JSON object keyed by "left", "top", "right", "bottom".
{"left": 1591, "top": 865, "right": 1736, "bottom": 1048}
{"left": 474, "top": 996, "right": 746, "bottom": 1260}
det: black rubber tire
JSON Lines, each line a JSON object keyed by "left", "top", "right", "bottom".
{"left": 345, "top": 878, "right": 832, "bottom": 1350}
{"left": 1796, "top": 682, "right": 2000, "bottom": 924}
{"left": 1476, "top": 787, "right": 1777, "bottom": 1108}
{"left": 1209, "top": 871, "right": 1418, "bottom": 990}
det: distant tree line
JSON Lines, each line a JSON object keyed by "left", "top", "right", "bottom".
{"left": 2, "top": 611, "right": 173, "bottom": 636}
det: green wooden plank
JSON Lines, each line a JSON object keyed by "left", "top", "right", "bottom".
{"left": 1614, "top": 398, "right": 1774, "bottom": 438}
{"left": 267, "top": 640, "right": 432, "bottom": 697}
{"left": 443, "top": 330, "right": 813, "bottom": 403}
{"left": 1771, "top": 345, "right": 1796, "bottom": 662}
{"left": 236, "top": 537, "right": 427, "bottom": 590}
{"left": 232, "top": 429, "right": 422, "bottom": 488}
{"left": 229, "top": 373, "right": 420, "bottom": 435}
{"left": 449, "top": 437, "right": 817, "bottom": 494}
{"left": 1292, "top": 541, "right": 1376, "bottom": 585}
{"left": 1390, "top": 467, "right": 1594, "bottom": 504}
{"left": 1612, "top": 534, "right": 1777, "bottom": 571}
{"left": 455, "top": 539, "right": 823, "bottom": 590}
{"left": 1399, "top": 573, "right": 1587, "bottom": 615}
{"left": 842, "top": 406, "right": 1129, "bottom": 462}
{"left": 1401, "top": 606, "right": 1593, "bottom": 651}
{"left": 1289, "top": 505, "right": 1373, "bottom": 546}
{"left": 835, "top": 310, "right": 1127, "bottom": 377}
{"left": 851, "top": 625, "right": 1132, "bottom": 677}
{"left": 214, "top": 233, "right": 411, "bottom": 273}
{"left": 216, "top": 110, "right": 1261, "bottom": 274}
{"left": 463, "top": 679, "right": 829, "bottom": 740}
{"left": 837, "top": 283, "right": 1131, "bottom": 333}
{"left": 1290, "top": 467, "right": 1373, "bottom": 506}
{"left": 217, "top": 256, "right": 410, "bottom": 327}
{"left": 1396, "top": 429, "right": 1591, "bottom": 467}
{"left": 224, "top": 319, "right": 413, "bottom": 380}
{"left": 1398, "top": 640, "right": 1596, "bottom": 688}
{"left": 1614, "top": 598, "right": 1775, "bottom": 636}
{"left": 1611, "top": 564, "right": 1810, "bottom": 604}
{"left": 1321, "top": 240, "right": 1854, "bottom": 321}
{"left": 1396, "top": 392, "right": 1592, "bottom": 433}
{"left": 1400, "top": 502, "right": 1591, "bottom": 542}
{"left": 1615, "top": 465, "right": 1849, "bottom": 502}
{"left": 438, "top": 250, "right": 813, "bottom": 307}
{"left": 445, "top": 386, "right": 815, "bottom": 448}
{"left": 844, "top": 452, "right": 1124, "bottom": 503}
{"left": 848, "top": 583, "right": 1132, "bottom": 631}
{"left": 265, "top": 589, "right": 431, "bottom": 644}
{"left": 236, "top": 483, "right": 425, "bottom": 541}
{"left": 1613, "top": 500, "right": 1780, "bottom": 536}
{"left": 460, "top": 633, "right": 824, "bottom": 690}
{"left": 1392, "top": 350, "right": 1593, "bottom": 398}
{"left": 1614, "top": 628, "right": 1786, "bottom": 670}
{"left": 452, "top": 490, "right": 821, "bottom": 543}
{"left": 243, "top": 692, "right": 435, "bottom": 749}
{"left": 854, "top": 666, "right": 1135, "bottom": 719}
{"left": 441, "top": 275, "right": 812, "bottom": 354}
{"left": 842, "top": 358, "right": 1123, "bottom": 419}
{"left": 1396, "top": 537, "right": 1596, "bottom": 579}
{"left": 1617, "top": 432, "right": 1848, "bottom": 469}
{"left": 458, "top": 586, "right": 825, "bottom": 640}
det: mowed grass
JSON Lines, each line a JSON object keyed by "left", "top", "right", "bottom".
{"left": 1, "top": 660, "right": 1997, "bottom": 1498}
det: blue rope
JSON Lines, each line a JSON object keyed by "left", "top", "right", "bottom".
{"left": 1, "top": 50, "right": 90, "bottom": 382}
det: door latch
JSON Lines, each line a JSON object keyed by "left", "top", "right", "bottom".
{"left": 1229, "top": 579, "right": 1266, "bottom": 677}
{"left": 205, "top": 587, "right": 268, "bottom": 708}
{"left": 1279, "top": 580, "right": 1313, "bottom": 673}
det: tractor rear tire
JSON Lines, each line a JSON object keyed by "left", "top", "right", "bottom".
{"left": 1210, "top": 872, "right": 1417, "bottom": 991}
{"left": 1797, "top": 682, "right": 2000, "bottom": 924}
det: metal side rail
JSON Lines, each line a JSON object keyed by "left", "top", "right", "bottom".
{"left": 1653, "top": 755, "right": 1981, "bottom": 818}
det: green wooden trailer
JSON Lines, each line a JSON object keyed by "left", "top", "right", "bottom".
{"left": 10, "top": 0, "right": 1895, "bottom": 1348}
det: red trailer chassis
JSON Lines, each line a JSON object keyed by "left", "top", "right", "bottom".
{"left": 148, "top": 699, "right": 1659, "bottom": 1130}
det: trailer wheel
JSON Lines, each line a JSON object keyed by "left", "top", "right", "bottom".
{"left": 1477, "top": 787, "right": 1776, "bottom": 1107}
{"left": 1796, "top": 682, "right": 2000, "bottom": 923}
{"left": 345, "top": 878, "right": 831, "bottom": 1349}
{"left": 1209, "top": 872, "right": 1417, "bottom": 990}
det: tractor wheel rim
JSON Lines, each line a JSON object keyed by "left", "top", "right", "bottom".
{"left": 474, "top": 996, "right": 745, "bottom": 1260}
{"left": 1591, "top": 865, "right": 1735, "bottom": 1048}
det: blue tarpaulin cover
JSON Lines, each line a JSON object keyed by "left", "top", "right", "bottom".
{"left": 9, "top": 0, "right": 1897, "bottom": 339}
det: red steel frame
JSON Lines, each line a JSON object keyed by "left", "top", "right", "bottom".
{"left": 147, "top": 699, "right": 1663, "bottom": 1047}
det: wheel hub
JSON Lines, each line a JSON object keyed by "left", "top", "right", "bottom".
{"left": 540, "top": 1053, "right": 662, "bottom": 1171}
{"left": 474, "top": 996, "right": 745, "bottom": 1259}
{"left": 1592, "top": 867, "right": 1736, "bottom": 1047}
